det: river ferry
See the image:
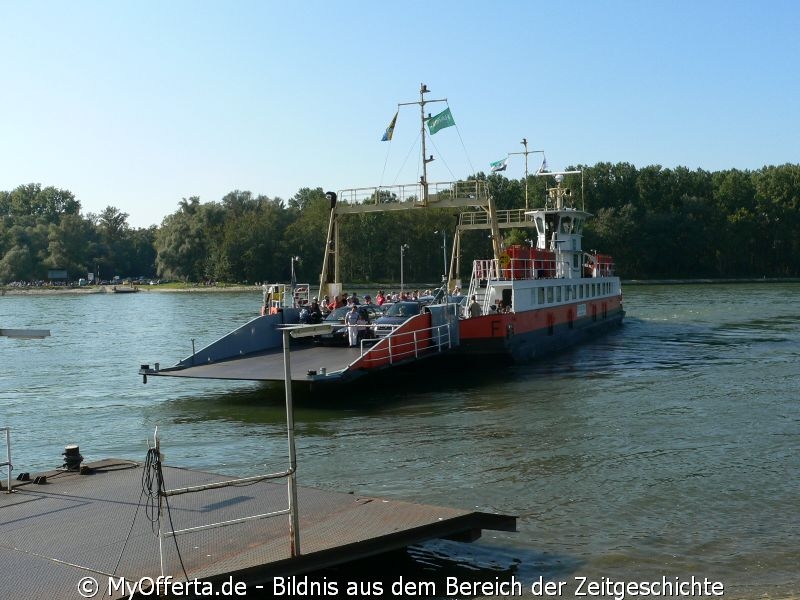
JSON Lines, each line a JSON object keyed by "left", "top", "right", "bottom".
{"left": 139, "top": 84, "right": 623, "bottom": 389}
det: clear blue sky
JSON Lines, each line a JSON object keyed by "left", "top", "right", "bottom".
{"left": 2, "top": 1, "right": 798, "bottom": 229}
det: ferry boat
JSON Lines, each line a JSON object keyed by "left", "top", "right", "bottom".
{"left": 138, "top": 84, "right": 623, "bottom": 389}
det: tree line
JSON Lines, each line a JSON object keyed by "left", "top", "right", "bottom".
{"left": 2, "top": 162, "right": 799, "bottom": 285}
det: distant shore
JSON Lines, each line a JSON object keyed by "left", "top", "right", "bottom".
{"left": 0, "top": 284, "right": 260, "bottom": 296}
{"left": 3, "top": 278, "right": 798, "bottom": 297}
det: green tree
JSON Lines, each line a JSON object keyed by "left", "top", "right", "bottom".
{"left": 154, "top": 197, "right": 207, "bottom": 281}
{"left": 43, "top": 214, "right": 96, "bottom": 277}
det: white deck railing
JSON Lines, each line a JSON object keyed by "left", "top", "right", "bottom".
{"left": 1, "top": 427, "right": 12, "bottom": 494}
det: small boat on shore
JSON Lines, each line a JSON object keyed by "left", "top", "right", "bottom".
{"left": 111, "top": 284, "right": 138, "bottom": 293}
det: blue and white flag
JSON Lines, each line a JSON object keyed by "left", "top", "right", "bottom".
{"left": 539, "top": 157, "right": 548, "bottom": 172}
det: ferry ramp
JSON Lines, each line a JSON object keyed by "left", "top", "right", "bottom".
{"left": 140, "top": 306, "right": 461, "bottom": 388}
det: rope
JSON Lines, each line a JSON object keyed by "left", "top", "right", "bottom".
{"left": 142, "top": 447, "right": 190, "bottom": 581}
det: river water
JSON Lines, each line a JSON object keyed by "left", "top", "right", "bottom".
{"left": 1, "top": 283, "right": 797, "bottom": 598}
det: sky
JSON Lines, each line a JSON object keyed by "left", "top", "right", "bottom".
{"left": 2, "top": 1, "right": 798, "bottom": 229}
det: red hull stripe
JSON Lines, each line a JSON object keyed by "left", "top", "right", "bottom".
{"left": 460, "top": 297, "right": 623, "bottom": 339}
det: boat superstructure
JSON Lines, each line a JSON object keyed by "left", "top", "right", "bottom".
{"left": 457, "top": 170, "right": 624, "bottom": 361}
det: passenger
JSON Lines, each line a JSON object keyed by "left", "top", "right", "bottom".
{"left": 298, "top": 306, "right": 310, "bottom": 324}
{"left": 309, "top": 300, "right": 323, "bottom": 324}
{"left": 357, "top": 306, "right": 372, "bottom": 341}
{"left": 345, "top": 304, "right": 360, "bottom": 347}
{"left": 322, "top": 295, "right": 331, "bottom": 315}
{"left": 469, "top": 295, "right": 482, "bottom": 318}
{"left": 350, "top": 293, "right": 360, "bottom": 305}
{"left": 364, "top": 294, "right": 373, "bottom": 305}
{"left": 376, "top": 290, "right": 385, "bottom": 305}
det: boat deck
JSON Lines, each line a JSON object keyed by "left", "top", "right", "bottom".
{"left": 0, "top": 459, "right": 515, "bottom": 600}
{"left": 150, "top": 344, "right": 362, "bottom": 382}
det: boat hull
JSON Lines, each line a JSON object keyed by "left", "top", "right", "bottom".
{"left": 457, "top": 297, "right": 624, "bottom": 362}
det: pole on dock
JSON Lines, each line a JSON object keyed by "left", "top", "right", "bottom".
{"left": 282, "top": 329, "right": 301, "bottom": 556}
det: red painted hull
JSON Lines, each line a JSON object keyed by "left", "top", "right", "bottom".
{"left": 458, "top": 295, "right": 625, "bottom": 361}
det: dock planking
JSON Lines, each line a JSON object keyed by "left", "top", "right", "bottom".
{"left": 0, "top": 459, "right": 515, "bottom": 599}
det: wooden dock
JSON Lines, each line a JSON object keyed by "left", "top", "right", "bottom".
{"left": 0, "top": 459, "right": 515, "bottom": 599}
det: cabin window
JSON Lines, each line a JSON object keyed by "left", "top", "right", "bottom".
{"left": 573, "top": 284, "right": 577, "bottom": 298}
{"left": 536, "top": 217, "right": 544, "bottom": 235}
{"left": 579, "top": 285, "right": 584, "bottom": 299}
{"left": 561, "top": 216, "right": 572, "bottom": 233}
{"left": 538, "top": 287, "right": 545, "bottom": 304}
{"left": 556, "top": 286, "right": 562, "bottom": 302}
{"left": 565, "top": 286, "right": 571, "bottom": 301}
{"left": 547, "top": 287, "right": 554, "bottom": 303}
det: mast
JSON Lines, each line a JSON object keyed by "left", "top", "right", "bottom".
{"left": 420, "top": 84, "right": 429, "bottom": 205}
{"left": 398, "top": 83, "right": 446, "bottom": 207}
{"left": 507, "top": 138, "right": 544, "bottom": 210}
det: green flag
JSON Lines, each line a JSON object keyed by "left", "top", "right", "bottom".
{"left": 427, "top": 107, "right": 455, "bottom": 135}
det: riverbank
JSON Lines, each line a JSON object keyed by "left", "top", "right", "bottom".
{"left": 0, "top": 284, "right": 260, "bottom": 296}
{"left": 4, "top": 278, "right": 800, "bottom": 296}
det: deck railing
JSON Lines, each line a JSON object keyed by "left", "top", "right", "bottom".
{"left": 337, "top": 179, "right": 489, "bottom": 206}
{"left": 1, "top": 427, "right": 11, "bottom": 493}
{"left": 358, "top": 322, "right": 452, "bottom": 367}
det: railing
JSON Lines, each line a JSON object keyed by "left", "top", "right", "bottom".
{"left": 459, "top": 208, "right": 531, "bottom": 227}
{"left": 337, "top": 180, "right": 489, "bottom": 206}
{"left": 1, "top": 427, "right": 11, "bottom": 493}
{"left": 262, "top": 282, "right": 310, "bottom": 312}
{"left": 472, "top": 258, "right": 559, "bottom": 282}
{"left": 359, "top": 322, "right": 452, "bottom": 367}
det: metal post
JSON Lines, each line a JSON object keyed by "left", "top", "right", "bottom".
{"left": 2, "top": 427, "right": 11, "bottom": 494}
{"left": 155, "top": 427, "right": 166, "bottom": 577}
{"left": 435, "top": 230, "right": 447, "bottom": 281}
{"left": 508, "top": 140, "right": 545, "bottom": 211}
{"left": 282, "top": 329, "right": 301, "bottom": 556}
{"left": 400, "top": 244, "right": 409, "bottom": 293}
{"left": 290, "top": 256, "right": 300, "bottom": 306}
{"left": 521, "top": 138, "right": 528, "bottom": 210}
{"left": 420, "top": 84, "right": 429, "bottom": 205}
